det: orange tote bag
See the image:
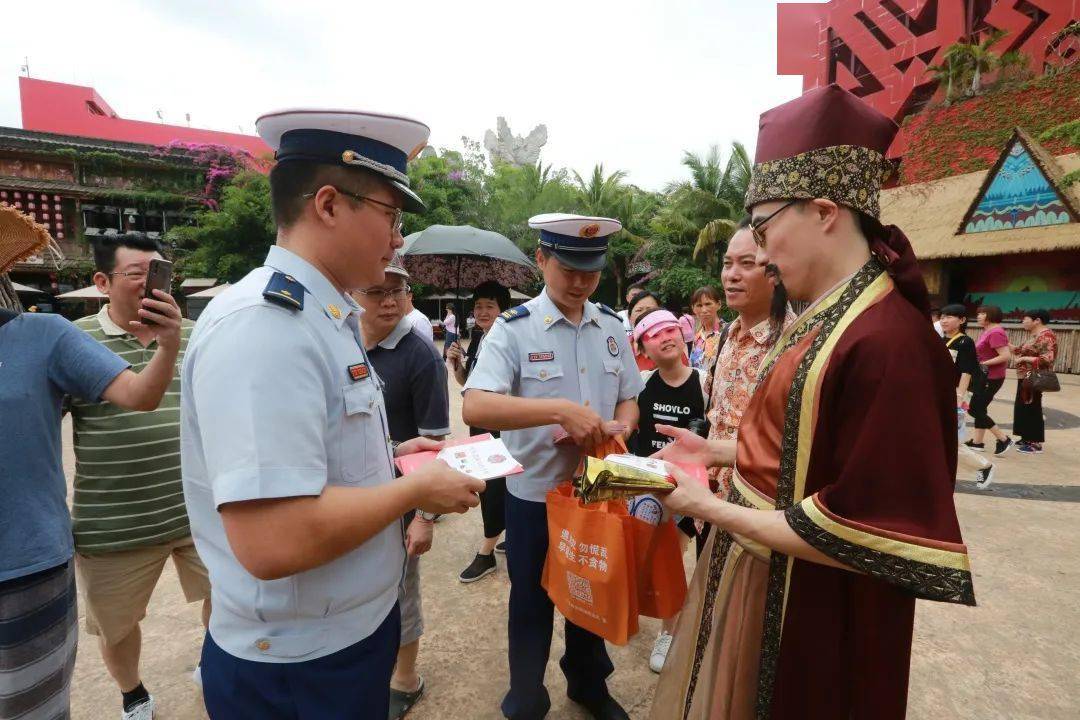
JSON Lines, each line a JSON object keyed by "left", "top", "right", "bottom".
{"left": 542, "top": 484, "right": 639, "bottom": 645}
{"left": 629, "top": 516, "right": 688, "bottom": 619}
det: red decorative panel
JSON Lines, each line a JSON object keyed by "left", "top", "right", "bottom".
{"left": 777, "top": 0, "right": 1080, "bottom": 152}
{"left": 0, "top": 190, "right": 66, "bottom": 238}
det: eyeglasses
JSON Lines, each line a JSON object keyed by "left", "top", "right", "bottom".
{"left": 749, "top": 200, "right": 798, "bottom": 248}
{"left": 356, "top": 285, "right": 411, "bottom": 301}
{"left": 304, "top": 186, "right": 404, "bottom": 236}
{"left": 109, "top": 270, "right": 147, "bottom": 280}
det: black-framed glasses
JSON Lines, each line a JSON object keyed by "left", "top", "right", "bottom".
{"left": 303, "top": 186, "right": 404, "bottom": 235}
{"left": 749, "top": 200, "right": 798, "bottom": 248}
{"left": 356, "top": 285, "right": 411, "bottom": 301}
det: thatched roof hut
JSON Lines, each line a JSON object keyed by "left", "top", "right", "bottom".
{"left": 881, "top": 147, "right": 1079, "bottom": 260}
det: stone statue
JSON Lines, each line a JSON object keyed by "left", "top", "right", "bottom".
{"left": 483, "top": 117, "right": 548, "bottom": 167}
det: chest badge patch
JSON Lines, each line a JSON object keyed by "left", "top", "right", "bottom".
{"left": 528, "top": 351, "right": 555, "bottom": 363}
{"left": 607, "top": 336, "right": 619, "bottom": 357}
{"left": 348, "top": 362, "right": 370, "bottom": 381}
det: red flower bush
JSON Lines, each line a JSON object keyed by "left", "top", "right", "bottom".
{"left": 900, "top": 71, "right": 1080, "bottom": 185}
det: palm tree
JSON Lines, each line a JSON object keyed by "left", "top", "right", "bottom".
{"left": 681, "top": 145, "right": 725, "bottom": 197}
{"left": 719, "top": 142, "right": 752, "bottom": 210}
{"left": 928, "top": 30, "right": 1008, "bottom": 101}
{"left": 693, "top": 218, "right": 738, "bottom": 276}
{"left": 927, "top": 51, "right": 964, "bottom": 104}
{"left": 658, "top": 142, "right": 750, "bottom": 270}
{"left": 966, "top": 30, "right": 1006, "bottom": 95}
{"left": 572, "top": 164, "right": 628, "bottom": 216}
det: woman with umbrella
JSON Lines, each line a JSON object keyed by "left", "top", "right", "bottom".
{"left": 446, "top": 281, "right": 513, "bottom": 582}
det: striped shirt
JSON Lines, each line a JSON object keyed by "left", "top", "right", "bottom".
{"left": 70, "top": 304, "right": 193, "bottom": 553}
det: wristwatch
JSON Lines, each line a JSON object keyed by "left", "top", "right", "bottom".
{"left": 417, "top": 511, "right": 438, "bottom": 522}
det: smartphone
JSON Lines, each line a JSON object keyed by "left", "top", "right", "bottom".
{"left": 142, "top": 259, "right": 173, "bottom": 325}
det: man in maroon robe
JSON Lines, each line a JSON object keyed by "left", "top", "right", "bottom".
{"left": 650, "top": 84, "right": 975, "bottom": 720}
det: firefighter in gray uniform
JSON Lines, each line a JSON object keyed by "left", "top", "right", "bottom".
{"left": 463, "top": 214, "right": 642, "bottom": 720}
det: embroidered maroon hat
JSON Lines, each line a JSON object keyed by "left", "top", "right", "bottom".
{"left": 745, "top": 84, "right": 900, "bottom": 218}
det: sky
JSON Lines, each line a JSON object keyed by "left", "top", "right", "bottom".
{"left": 0, "top": 0, "right": 812, "bottom": 191}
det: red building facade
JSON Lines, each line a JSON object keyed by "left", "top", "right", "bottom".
{"left": 776, "top": 0, "right": 1079, "bottom": 155}
{"left": 19, "top": 77, "right": 268, "bottom": 158}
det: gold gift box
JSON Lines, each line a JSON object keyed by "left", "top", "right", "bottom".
{"left": 574, "top": 455, "right": 676, "bottom": 504}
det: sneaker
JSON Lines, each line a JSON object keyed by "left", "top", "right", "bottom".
{"left": 994, "top": 437, "right": 1013, "bottom": 456}
{"left": 121, "top": 696, "right": 155, "bottom": 720}
{"left": 1032, "top": 442, "right": 1044, "bottom": 454}
{"left": 191, "top": 665, "right": 202, "bottom": 690}
{"left": 975, "top": 465, "right": 995, "bottom": 489}
{"left": 494, "top": 541, "right": 507, "bottom": 555}
{"left": 458, "top": 553, "right": 496, "bottom": 583}
{"left": 1016, "top": 442, "right": 1036, "bottom": 455}
{"left": 649, "top": 632, "right": 673, "bottom": 673}
{"left": 964, "top": 440, "right": 985, "bottom": 452}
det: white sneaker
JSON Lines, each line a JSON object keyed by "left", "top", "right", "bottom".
{"left": 192, "top": 665, "right": 202, "bottom": 689}
{"left": 975, "top": 465, "right": 995, "bottom": 489}
{"left": 121, "top": 696, "right": 155, "bottom": 720}
{"left": 649, "top": 632, "right": 673, "bottom": 673}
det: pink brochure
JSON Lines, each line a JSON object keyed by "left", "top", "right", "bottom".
{"left": 394, "top": 434, "right": 523, "bottom": 481}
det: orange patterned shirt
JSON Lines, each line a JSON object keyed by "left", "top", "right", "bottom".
{"left": 705, "top": 310, "right": 796, "bottom": 494}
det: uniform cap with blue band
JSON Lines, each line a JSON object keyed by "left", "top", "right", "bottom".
{"left": 255, "top": 109, "right": 430, "bottom": 213}
{"left": 528, "top": 213, "right": 622, "bottom": 272}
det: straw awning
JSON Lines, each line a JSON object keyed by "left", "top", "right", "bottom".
{"left": 11, "top": 281, "right": 47, "bottom": 294}
{"left": 421, "top": 292, "right": 469, "bottom": 300}
{"left": 57, "top": 285, "right": 107, "bottom": 299}
{"left": 188, "top": 283, "right": 231, "bottom": 298}
{"left": 880, "top": 151, "right": 1080, "bottom": 260}
{"left": 180, "top": 277, "right": 218, "bottom": 291}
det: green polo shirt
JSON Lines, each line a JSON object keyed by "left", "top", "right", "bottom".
{"left": 70, "top": 304, "right": 193, "bottom": 553}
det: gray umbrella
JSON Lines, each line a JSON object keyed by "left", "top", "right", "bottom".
{"left": 400, "top": 225, "right": 537, "bottom": 289}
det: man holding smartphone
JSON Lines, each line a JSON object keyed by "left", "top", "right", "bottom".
{"left": 69, "top": 232, "right": 208, "bottom": 720}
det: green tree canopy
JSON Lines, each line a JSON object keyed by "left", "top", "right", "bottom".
{"left": 168, "top": 171, "right": 275, "bottom": 282}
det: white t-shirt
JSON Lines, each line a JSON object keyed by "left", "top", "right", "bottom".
{"left": 444, "top": 313, "right": 457, "bottom": 335}
{"left": 407, "top": 308, "right": 434, "bottom": 344}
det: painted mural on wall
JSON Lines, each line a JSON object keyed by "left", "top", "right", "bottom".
{"left": 963, "top": 251, "right": 1080, "bottom": 324}
{"left": 964, "top": 143, "right": 1072, "bottom": 233}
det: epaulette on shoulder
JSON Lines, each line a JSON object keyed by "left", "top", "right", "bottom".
{"left": 597, "top": 303, "right": 621, "bottom": 321}
{"left": 263, "top": 272, "right": 305, "bottom": 311}
{"left": 499, "top": 305, "right": 530, "bottom": 322}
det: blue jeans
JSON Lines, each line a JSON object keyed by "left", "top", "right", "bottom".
{"left": 443, "top": 331, "right": 459, "bottom": 359}
{"left": 200, "top": 604, "right": 400, "bottom": 719}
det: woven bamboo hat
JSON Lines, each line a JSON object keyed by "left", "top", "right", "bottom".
{"left": 0, "top": 204, "right": 53, "bottom": 274}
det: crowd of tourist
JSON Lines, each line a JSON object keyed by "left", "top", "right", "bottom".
{"left": 0, "top": 83, "right": 1061, "bottom": 720}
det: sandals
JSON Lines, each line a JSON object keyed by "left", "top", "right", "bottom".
{"left": 388, "top": 675, "right": 425, "bottom": 719}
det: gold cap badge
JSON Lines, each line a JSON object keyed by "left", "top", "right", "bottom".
{"left": 580, "top": 223, "right": 600, "bottom": 238}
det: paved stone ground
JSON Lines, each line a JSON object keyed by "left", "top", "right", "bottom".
{"left": 64, "top": 372, "right": 1080, "bottom": 719}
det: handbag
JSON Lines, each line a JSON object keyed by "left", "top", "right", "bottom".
{"left": 1029, "top": 368, "right": 1060, "bottom": 393}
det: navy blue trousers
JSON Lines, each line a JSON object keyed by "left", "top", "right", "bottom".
{"left": 502, "top": 492, "right": 613, "bottom": 719}
{"left": 200, "top": 603, "right": 400, "bottom": 719}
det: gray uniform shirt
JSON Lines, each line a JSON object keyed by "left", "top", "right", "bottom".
{"left": 180, "top": 245, "right": 404, "bottom": 663}
{"left": 463, "top": 288, "right": 642, "bottom": 502}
